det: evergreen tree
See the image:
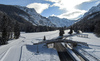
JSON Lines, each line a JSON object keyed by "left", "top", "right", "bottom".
{"left": 94, "top": 21, "right": 100, "bottom": 37}
{"left": 2, "top": 28, "right": 8, "bottom": 44}
{"left": 14, "top": 22, "right": 20, "bottom": 39}
{"left": 68, "top": 26, "right": 73, "bottom": 35}
{"left": 59, "top": 27, "right": 64, "bottom": 36}
{"left": 25, "top": 24, "right": 34, "bottom": 32}
{"left": 1, "top": 16, "right": 8, "bottom": 44}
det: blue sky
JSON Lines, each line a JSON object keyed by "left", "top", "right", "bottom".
{"left": 0, "top": 0, "right": 100, "bottom": 20}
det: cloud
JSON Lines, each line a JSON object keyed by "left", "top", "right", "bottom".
{"left": 45, "top": 0, "right": 60, "bottom": 3}
{"left": 46, "top": 0, "right": 95, "bottom": 19}
{"left": 50, "top": 9, "right": 86, "bottom": 19}
{"left": 27, "top": 3, "right": 50, "bottom": 14}
{"left": 58, "top": 10, "right": 86, "bottom": 19}
{"left": 50, "top": 0, "right": 95, "bottom": 10}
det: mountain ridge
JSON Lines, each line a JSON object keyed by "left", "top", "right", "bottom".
{"left": 0, "top": 4, "right": 77, "bottom": 28}
{"left": 71, "top": 3, "right": 100, "bottom": 36}
{"left": 14, "top": 5, "right": 77, "bottom": 27}
{"left": 14, "top": 5, "right": 56, "bottom": 27}
{"left": 48, "top": 16, "right": 77, "bottom": 27}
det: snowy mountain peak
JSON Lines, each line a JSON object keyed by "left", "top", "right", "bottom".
{"left": 48, "top": 16, "right": 77, "bottom": 27}
{"left": 14, "top": 5, "right": 77, "bottom": 27}
{"left": 83, "top": 3, "right": 100, "bottom": 17}
{"left": 48, "top": 16, "right": 68, "bottom": 20}
{"left": 15, "top": 5, "right": 37, "bottom": 15}
{"left": 15, "top": 5, "right": 56, "bottom": 27}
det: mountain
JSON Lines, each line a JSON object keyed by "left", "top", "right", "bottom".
{"left": 0, "top": 4, "right": 56, "bottom": 32}
{"left": 15, "top": 5, "right": 77, "bottom": 27}
{"left": 14, "top": 5, "right": 56, "bottom": 27}
{"left": 83, "top": 3, "right": 100, "bottom": 18}
{"left": 0, "top": 4, "right": 56, "bottom": 27}
{"left": 48, "top": 16, "right": 77, "bottom": 27}
{"left": 0, "top": 4, "right": 77, "bottom": 28}
{"left": 0, "top": 11, "right": 14, "bottom": 31}
{"left": 0, "top": 4, "right": 35, "bottom": 31}
{"left": 72, "top": 3, "right": 100, "bottom": 36}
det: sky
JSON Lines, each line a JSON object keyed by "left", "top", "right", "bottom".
{"left": 0, "top": 0, "right": 100, "bottom": 20}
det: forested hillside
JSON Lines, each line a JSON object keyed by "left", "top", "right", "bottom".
{"left": 71, "top": 4, "right": 100, "bottom": 37}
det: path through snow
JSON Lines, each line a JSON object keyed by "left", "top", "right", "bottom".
{"left": 0, "top": 30, "right": 62, "bottom": 61}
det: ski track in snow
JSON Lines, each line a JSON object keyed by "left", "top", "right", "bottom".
{"left": 0, "top": 30, "right": 61, "bottom": 61}
{"left": 0, "top": 30, "right": 100, "bottom": 61}
{"left": 0, "top": 38, "right": 24, "bottom": 61}
{"left": 1, "top": 46, "right": 21, "bottom": 61}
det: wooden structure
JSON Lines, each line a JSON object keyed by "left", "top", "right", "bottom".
{"left": 33, "top": 39, "right": 88, "bottom": 48}
{"left": 77, "top": 34, "right": 88, "bottom": 38}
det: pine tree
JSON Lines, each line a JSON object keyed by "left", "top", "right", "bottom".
{"left": 59, "top": 27, "right": 64, "bottom": 36}
{"left": 94, "top": 21, "right": 100, "bottom": 37}
{"left": 14, "top": 22, "right": 20, "bottom": 39}
{"left": 68, "top": 26, "right": 73, "bottom": 35}
{"left": 1, "top": 16, "right": 8, "bottom": 44}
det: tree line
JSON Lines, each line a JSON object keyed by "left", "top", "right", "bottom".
{"left": 25, "top": 25, "right": 56, "bottom": 33}
{"left": 0, "top": 16, "right": 20, "bottom": 45}
{"left": 0, "top": 15, "right": 57, "bottom": 45}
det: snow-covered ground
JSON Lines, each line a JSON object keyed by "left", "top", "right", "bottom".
{"left": 67, "top": 32, "right": 100, "bottom": 60}
{"left": 0, "top": 30, "right": 61, "bottom": 61}
{"left": 21, "top": 44, "right": 59, "bottom": 61}
{"left": 0, "top": 30, "right": 100, "bottom": 61}
{"left": 0, "top": 38, "right": 24, "bottom": 60}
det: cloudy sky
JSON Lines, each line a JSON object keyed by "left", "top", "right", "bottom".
{"left": 0, "top": 0, "right": 100, "bottom": 19}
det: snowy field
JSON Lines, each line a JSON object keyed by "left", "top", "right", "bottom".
{"left": 0, "top": 30, "right": 61, "bottom": 61}
{"left": 0, "top": 30, "right": 100, "bottom": 61}
{"left": 67, "top": 32, "right": 100, "bottom": 60}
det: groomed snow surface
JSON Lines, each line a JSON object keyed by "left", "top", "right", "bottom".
{"left": 0, "top": 30, "right": 100, "bottom": 61}
{"left": 67, "top": 32, "right": 100, "bottom": 60}
{"left": 0, "top": 30, "right": 60, "bottom": 61}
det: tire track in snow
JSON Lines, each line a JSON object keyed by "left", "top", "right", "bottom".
{"left": 0, "top": 37, "right": 26, "bottom": 61}
{"left": 0, "top": 47, "right": 12, "bottom": 61}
